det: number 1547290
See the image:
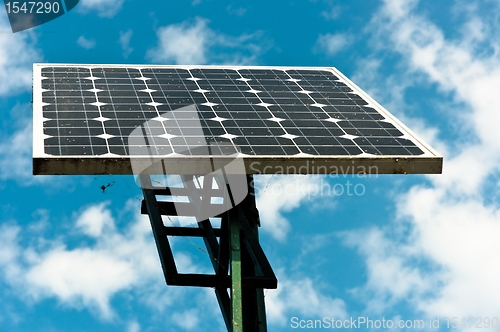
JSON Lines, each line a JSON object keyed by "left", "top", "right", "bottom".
{"left": 5, "top": 2, "right": 61, "bottom": 14}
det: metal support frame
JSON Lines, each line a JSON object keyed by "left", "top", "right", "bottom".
{"left": 140, "top": 174, "right": 276, "bottom": 332}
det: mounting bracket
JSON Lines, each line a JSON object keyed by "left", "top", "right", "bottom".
{"left": 140, "top": 174, "right": 276, "bottom": 332}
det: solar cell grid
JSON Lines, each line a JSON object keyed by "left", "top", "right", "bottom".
{"left": 33, "top": 64, "right": 442, "bottom": 175}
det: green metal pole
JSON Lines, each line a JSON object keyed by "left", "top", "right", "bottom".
{"left": 230, "top": 209, "right": 244, "bottom": 332}
{"left": 251, "top": 224, "right": 268, "bottom": 332}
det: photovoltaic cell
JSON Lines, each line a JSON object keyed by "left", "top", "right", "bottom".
{"left": 32, "top": 64, "right": 442, "bottom": 175}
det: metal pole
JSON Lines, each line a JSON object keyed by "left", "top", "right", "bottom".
{"left": 245, "top": 221, "right": 268, "bottom": 332}
{"left": 249, "top": 176, "right": 267, "bottom": 332}
{"left": 230, "top": 208, "right": 243, "bottom": 332}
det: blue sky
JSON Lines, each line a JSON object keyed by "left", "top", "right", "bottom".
{"left": 1, "top": 0, "right": 500, "bottom": 331}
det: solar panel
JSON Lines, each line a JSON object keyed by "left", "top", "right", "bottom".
{"left": 32, "top": 64, "right": 442, "bottom": 175}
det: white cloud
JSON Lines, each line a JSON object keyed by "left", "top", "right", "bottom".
{"left": 77, "top": 36, "right": 96, "bottom": 49}
{"left": 254, "top": 175, "right": 326, "bottom": 241}
{"left": 341, "top": 227, "right": 437, "bottom": 313}
{"left": 126, "top": 321, "right": 141, "bottom": 332}
{"left": 372, "top": 0, "right": 500, "bottom": 189}
{"left": 342, "top": 0, "right": 500, "bottom": 323}
{"left": 26, "top": 247, "right": 136, "bottom": 319}
{"left": 321, "top": 5, "right": 343, "bottom": 20}
{"left": 0, "top": 104, "right": 60, "bottom": 186}
{"left": 0, "top": 17, "right": 45, "bottom": 186}
{"left": 0, "top": 224, "right": 22, "bottom": 281}
{"left": 266, "top": 272, "right": 347, "bottom": 326}
{"left": 0, "top": 200, "right": 181, "bottom": 319}
{"left": 0, "top": 15, "right": 41, "bottom": 95}
{"left": 226, "top": 5, "right": 247, "bottom": 17}
{"left": 119, "top": 29, "right": 133, "bottom": 58}
{"left": 315, "top": 33, "right": 352, "bottom": 56}
{"left": 78, "top": 0, "right": 125, "bottom": 18}
{"left": 147, "top": 18, "right": 210, "bottom": 65}
{"left": 146, "top": 17, "right": 268, "bottom": 65}
{"left": 0, "top": 113, "right": 32, "bottom": 182}
{"left": 75, "top": 202, "right": 115, "bottom": 237}
{"left": 397, "top": 186, "right": 500, "bottom": 318}
{"left": 171, "top": 309, "right": 199, "bottom": 330}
